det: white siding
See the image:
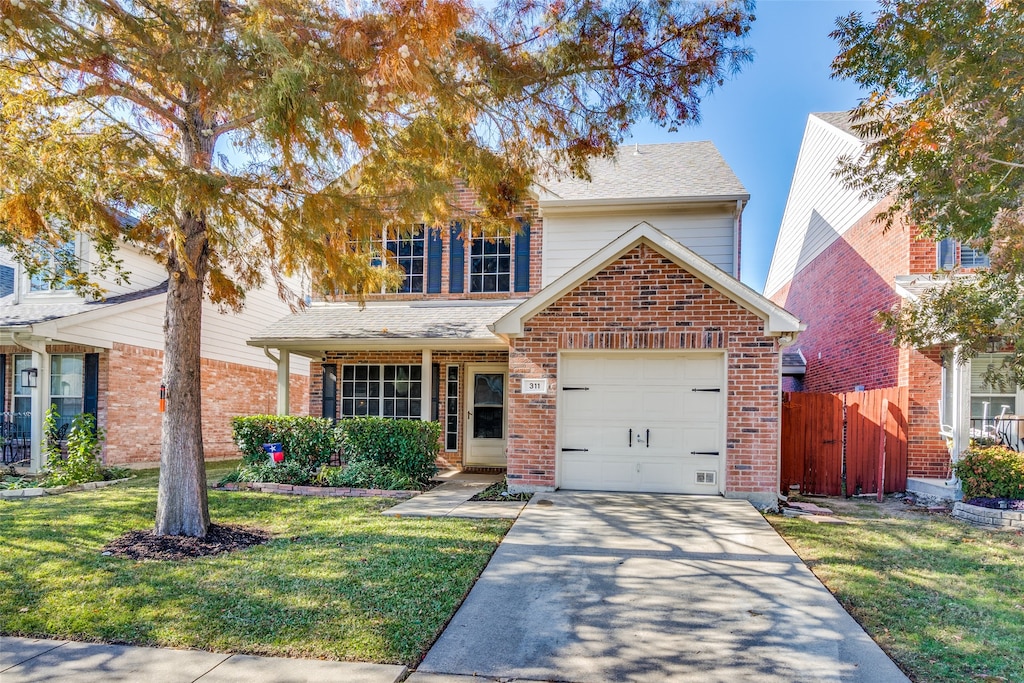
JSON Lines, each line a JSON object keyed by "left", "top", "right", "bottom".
{"left": 59, "top": 283, "right": 310, "bottom": 375}
{"left": 542, "top": 209, "right": 736, "bottom": 286}
{"left": 763, "top": 115, "right": 880, "bottom": 298}
{"left": 83, "top": 240, "right": 169, "bottom": 296}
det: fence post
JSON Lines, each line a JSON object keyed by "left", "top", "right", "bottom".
{"left": 877, "top": 398, "right": 889, "bottom": 502}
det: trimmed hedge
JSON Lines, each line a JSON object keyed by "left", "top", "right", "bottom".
{"left": 230, "top": 415, "right": 440, "bottom": 490}
{"left": 338, "top": 417, "right": 440, "bottom": 487}
{"left": 953, "top": 445, "right": 1024, "bottom": 500}
{"left": 231, "top": 415, "right": 340, "bottom": 469}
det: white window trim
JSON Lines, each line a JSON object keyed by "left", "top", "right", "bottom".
{"left": 468, "top": 227, "right": 512, "bottom": 294}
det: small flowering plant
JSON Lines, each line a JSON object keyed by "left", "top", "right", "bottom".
{"left": 953, "top": 445, "right": 1024, "bottom": 500}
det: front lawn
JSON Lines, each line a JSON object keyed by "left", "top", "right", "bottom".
{"left": 0, "top": 461, "right": 511, "bottom": 665}
{"left": 769, "top": 497, "right": 1024, "bottom": 683}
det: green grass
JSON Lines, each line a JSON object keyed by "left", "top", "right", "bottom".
{"left": 0, "top": 460, "right": 512, "bottom": 665}
{"left": 769, "top": 499, "right": 1024, "bottom": 683}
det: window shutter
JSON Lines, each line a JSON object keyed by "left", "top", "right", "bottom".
{"left": 427, "top": 228, "right": 443, "bottom": 293}
{"left": 514, "top": 220, "right": 531, "bottom": 292}
{"left": 449, "top": 222, "right": 465, "bottom": 293}
{"left": 0, "top": 354, "right": 6, "bottom": 416}
{"left": 322, "top": 364, "right": 337, "bottom": 422}
{"left": 84, "top": 353, "right": 99, "bottom": 419}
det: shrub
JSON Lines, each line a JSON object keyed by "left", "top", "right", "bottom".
{"left": 339, "top": 417, "right": 440, "bottom": 487}
{"left": 330, "top": 459, "right": 418, "bottom": 491}
{"left": 232, "top": 415, "right": 341, "bottom": 469}
{"left": 953, "top": 446, "right": 1024, "bottom": 500}
{"left": 44, "top": 409, "right": 105, "bottom": 487}
{"left": 236, "top": 460, "right": 313, "bottom": 486}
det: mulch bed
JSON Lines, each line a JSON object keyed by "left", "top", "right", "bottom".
{"left": 101, "top": 523, "right": 271, "bottom": 561}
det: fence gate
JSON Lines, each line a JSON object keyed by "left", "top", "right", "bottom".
{"left": 781, "top": 388, "right": 908, "bottom": 496}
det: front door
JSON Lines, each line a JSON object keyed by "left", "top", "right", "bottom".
{"left": 465, "top": 364, "right": 508, "bottom": 467}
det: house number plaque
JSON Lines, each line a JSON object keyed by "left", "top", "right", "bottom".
{"left": 522, "top": 378, "right": 548, "bottom": 394}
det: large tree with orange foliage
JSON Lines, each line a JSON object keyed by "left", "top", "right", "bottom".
{"left": 0, "top": 0, "right": 753, "bottom": 536}
{"left": 832, "top": 0, "right": 1024, "bottom": 384}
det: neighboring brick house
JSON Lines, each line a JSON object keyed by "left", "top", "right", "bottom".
{"left": 250, "top": 142, "right": 802, "bottom": 507}
{"left": 0, "top": 238, "right": 309, "bottom": 470}
{"left": 765, "top": 112, "right": 1018, "bottom": 496}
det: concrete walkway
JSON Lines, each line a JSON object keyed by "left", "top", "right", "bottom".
{"left": 383, "top": 473, "right": 526, "bottom": 519}
{"left": 413, "top": 492, "right": 910, "bottom": 683}
{"left": 0, "top": 637, "right": 407, "bottom": 683}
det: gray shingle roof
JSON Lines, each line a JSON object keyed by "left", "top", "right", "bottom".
{"left": 251, "top": 301, "right": 521, "bottom": 344}
{"left": 0, "top": 281, "right": 167, "bottom": 327}
{"left": 813, "top": 111, "right": 858, "bottom": 137}
{"left": 537, "top": 141, "right": 748, "bottom": 204}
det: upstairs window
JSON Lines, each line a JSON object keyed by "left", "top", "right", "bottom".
{"left": 385, "top": 225, "right": 425, "bottom": 293}
{"left": 470, "top": 231, "right": 511, "bottom": 293}
{"left": 937, "top": 238, "right": 990, "bottom": 270}
{"left": 29, "top": 240, "right": 78, "bottom": 293}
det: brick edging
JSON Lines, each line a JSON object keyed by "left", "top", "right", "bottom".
{"left": 0, "top": 476, "right": 134, "bottom": 499}
{"left": 216, "top": 482, "right": 421, "bottom": 499}
{"left": 952, "top": 501, "right": 1024, "bottom": 530}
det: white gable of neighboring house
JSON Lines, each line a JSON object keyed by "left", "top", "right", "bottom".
{"left": 763, "top": 113, "right": 880, "bottom": 299}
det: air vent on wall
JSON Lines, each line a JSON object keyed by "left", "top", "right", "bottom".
{"left": 696, "top": 471, "right": 716, "bottom": 485}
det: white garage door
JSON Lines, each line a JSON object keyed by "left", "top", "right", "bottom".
{"left": 559, "top": 352, "right": 724, "bottom": 494}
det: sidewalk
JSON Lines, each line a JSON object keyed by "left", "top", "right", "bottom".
{"left": 382, "top": 473, "right": 526, "bottom": 519}
{"left": 0, "top": 637, "right": 408, "bottom": 683}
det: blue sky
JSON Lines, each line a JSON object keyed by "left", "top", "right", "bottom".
{"left": 626, "top": 0, "right": 876, "bottom": 293}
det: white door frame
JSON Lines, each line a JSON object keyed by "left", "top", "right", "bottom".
{"left": 555, "top": 349, "right": 727, "bottom": 492}
{"left": 464, "top": 363, "right": 509, "bottom": 467}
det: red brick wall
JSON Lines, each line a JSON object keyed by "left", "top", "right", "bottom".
{"left": 0, "top": 342, "right": 309, "bottom": 465}
{"left": 770, "top": 202, "right": 955, "bottom": 480}
{"left": 770, "top": 200, "right": 909, "bottom": 392}
{"left": 900, "top": 346, "right": 950, "bottom": 478}
{"left": 312, "top": 349, "right": 509, "bottom": 468}
{"left": 507, "top": 243, "right": 781, "bottom": 499}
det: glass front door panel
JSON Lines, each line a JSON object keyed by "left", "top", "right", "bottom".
{"left": 473, "top": 373, "right": 504, "bottom": 439}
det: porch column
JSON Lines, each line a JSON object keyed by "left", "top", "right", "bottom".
{"left": 29, "top": 347, "right": 51, "bottom": 473}
{"left": 953, "top": 349, "right": 970, "bottom": 460}
{"left": 277, "top": 349, "right": 290, "bottom": 416}
{"left": 421, "top": 349, "right": 431, "bottom": 421}
{"left": 263, "top": 347, "right": 290, "bottom": 416}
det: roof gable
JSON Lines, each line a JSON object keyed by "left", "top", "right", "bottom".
{"left": 493, "top": 222, "right": 802, "bottom": 337}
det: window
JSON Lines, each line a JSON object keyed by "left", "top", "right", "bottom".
{"left": 385, "top": 226, "right": 425, "bottom": 293}
{"left": 341, "top": 364, "right": 422, "bottom": 419}
{"left": 11, "top": 353, "right": 85, "bottom": 434}
{"left": 0, "top": 265, "right": 14, "bottom": 297}
{"left": 13, "top": 354, "right": 32, "bottom": 436}
{"left": 445, "top": 365, "right": 459, "bottom": 451}
{"left": 50, "top": 354, "right": 84, "bottom": 429}
{"left": 29, "top": 240, "right": 78, "bottom": 292}
{"left": 970, "top": 353, "right": 1017, "bottom": 419}
{"left": 938, "top": 238, "right": 990, "bottom": 270}
{"left": 470, "top": 231, "right": 511, "bottom": 293}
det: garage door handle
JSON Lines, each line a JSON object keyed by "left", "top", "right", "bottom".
{"left": 646, "top": 429, "right": 650, "bottom": 448}
{"left": 562, "top": 386, "right": 590, "bottom": 391}
{"left": 561, "top": 448, "right": 589, "bottom": 452}
{"left": 692, "top": 388, "right": 721, "bottom": 393}
{"left": 628, "top": 428, "right": 632, "bottom": 447}
{"left": 690, "top": 450, "right": 720, "bottom": 455}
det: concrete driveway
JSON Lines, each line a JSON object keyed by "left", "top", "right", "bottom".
{"left": 414, "top": 492, "right": 909, "bottom": 683}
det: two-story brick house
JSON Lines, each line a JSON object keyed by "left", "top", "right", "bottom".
{"left": 0, "top": 235, "right": 310, "bottom": 471}
{"left": 765, "top": 112, "right": 1019, "bottom": 498}
{"left": 251, "top": 142, "right": 803, "bottom": 507}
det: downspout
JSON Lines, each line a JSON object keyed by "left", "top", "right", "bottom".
{"left": 263, "top": 347, "right": 290, "bottom": 416}
{"left": 733, "top": 199, "right": 744, "bottom": 280}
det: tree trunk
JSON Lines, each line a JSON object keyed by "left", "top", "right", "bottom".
{"left": 155, "top": 211, "right": 211, "bottom": 537}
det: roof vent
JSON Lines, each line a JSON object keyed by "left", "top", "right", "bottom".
{"left": 633, "top": 143, "right": 640, "bottom": 155}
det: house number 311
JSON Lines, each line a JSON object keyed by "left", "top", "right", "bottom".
{"left": 522, "top": 379, "right": 548, "bottom": 394}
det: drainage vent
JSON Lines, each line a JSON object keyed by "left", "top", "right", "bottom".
{"left": 696, "top": 471, "right": 716, "bottom": 485}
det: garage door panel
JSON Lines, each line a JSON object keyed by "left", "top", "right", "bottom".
{"left": 559, "top": 353, "right": 725, "bottom": 495}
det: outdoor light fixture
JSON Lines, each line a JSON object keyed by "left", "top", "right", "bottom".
{"left": 986, "top": 336, "right": 1003, "bottom": 354}
{"left": 20, "top": 367, "right": 38, "bottom": 388}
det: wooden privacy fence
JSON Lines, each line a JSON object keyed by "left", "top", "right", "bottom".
{"left": 781, "top": 387, "right": 908, "bottom": 497}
